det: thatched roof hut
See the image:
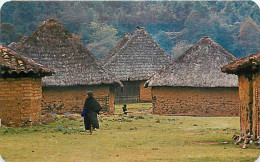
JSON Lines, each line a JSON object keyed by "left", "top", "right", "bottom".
{"left": 8, "top": 18, "right": 123, "bottom": 114}
{"left": 103, "top": 26, "right": 171, "bottom": 81}
{"left": 145, "top": 36, "right": 238, "bottom": 88}
{"left": 9, "top": 18, "right": 123, "bottom": 88}
{"left": 101, "top": 33, "right": 131, "bottom": 64}
{"left": 222, "top": 52, "right": 260, "bottom": 75}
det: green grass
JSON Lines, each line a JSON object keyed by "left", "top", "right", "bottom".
{"left": 0, "top": 103, "right": 259, "bottom": 162}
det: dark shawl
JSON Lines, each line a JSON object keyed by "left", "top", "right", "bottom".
{"left": 83, "top": 92, "right": 102, "bottom": 113}
{"left": 83, "top": 92, "right": 102, "bottom": 130}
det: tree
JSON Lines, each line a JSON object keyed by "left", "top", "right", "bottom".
{"left": 236, "top": 17, "right": 260, "bottom": 57}
{"left": 85, "top": 22, "right": 119, "bottom": 59}
{"left": 0, "top": 23, "right": 23, "bottom": 45}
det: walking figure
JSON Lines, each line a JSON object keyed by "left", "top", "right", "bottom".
{"left": 81, "top": 91, "right": 102, "bottom": 135}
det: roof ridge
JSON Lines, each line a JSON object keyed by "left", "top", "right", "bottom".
{"left": 104, "top": 27, "right": 170, "bottom": 66}
{"left": 103, "top": 26, "right": 171, "bottom": 81}
{"left": 176, "top": 36, "right": 236, "bottom": 62}
{"left": 145, "top": 36, "right": 238, "bottom": 88}
{"left": 9, "top": 18, "right": 123, "bottom": 87}
{"left": 102, "top": 33, "right": 131, "bottom": 65}
{"left": 103, "top": 31, "right": 137, "bottom": 66}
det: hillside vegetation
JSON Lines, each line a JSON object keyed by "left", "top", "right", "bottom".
{"left": 0, "top": 1, "right": 260, "bottom": 58}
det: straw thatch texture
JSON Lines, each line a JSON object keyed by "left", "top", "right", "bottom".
{"left": 9, "top": 18, "right": 123, "bottom": 87}
{"left": 0, "top": 44, "right": 54, "bottom": 77}
{"left": 103, "top": 27, "right": 171, "bottom": 81}
{"left": 222, "top": 52, "right": 260, "bottom": 75}
{"left": 101, "top": 33, "right": 131, "bottom": 64}
{"left": 145, "top": 36, "right": 238, "bottom": 88}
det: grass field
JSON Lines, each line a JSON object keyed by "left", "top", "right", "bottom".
{"left": 0, "top": 103, "right": 259, "bottom": 162}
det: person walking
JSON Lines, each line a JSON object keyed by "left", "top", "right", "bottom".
{"left": 81, "top": 91, "right": 102, "bottom": 135}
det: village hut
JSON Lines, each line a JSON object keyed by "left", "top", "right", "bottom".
{"left": 222, "top": 52, "right": 260, "bottom": 138}
{"left": 144, "top": 36, "right": 239, "bottom": 116}
{"left": 9, "top": 18, "right": 123, "bottom": 114}
{"left": 0, "top": 44, "right": 54, "bottom": 127}
{"left": 103, "top": 26, "right": 171, "bottom": 103}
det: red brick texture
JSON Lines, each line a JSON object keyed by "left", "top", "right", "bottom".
{"left": 239, "top": 72, "right": 260, "bottom": 138}
{"left": 139, "top": 81, "right": 152, "bottom": 102}
{"left": 151, "top": 87, "right": 239, "bottom": 116}
{"left": 0, "top": 77, "right": 42, "bottom": 127}
{"left": 42, "top": 85, "right": 115, "bottom": 114}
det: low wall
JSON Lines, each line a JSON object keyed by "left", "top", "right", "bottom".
{"left": 151, "top": 87, "right": 239, "bottom": 116}
{"left": 42, "top": 85, "right": 115, "bottom": 114}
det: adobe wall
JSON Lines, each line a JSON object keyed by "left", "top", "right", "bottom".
{"left": 0, "top": 77, "right": 42, "bottom": 127}
{"left": 140, "top": 80, "right": 152, "bottom": 102}
{"left": 151, "top": 87, "right": 239, "bottom": 116}
{"left": 238, "top": 75, "right": 252, "bottom": 136}
{"left": 239, "top": 72, "right": 260, "bottom": 138}
{"left": 253, "top": 72, "right": 260, "bottom": 137}
{"left": 42, "top": 85, "right": 115, "bottom": 114}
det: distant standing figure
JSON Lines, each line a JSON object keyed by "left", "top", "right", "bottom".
{"left": 122, "top": 104, "right": 127, "bottom": 115}
{"left": 81, "top": 91, "right": 102, "bottom": 135}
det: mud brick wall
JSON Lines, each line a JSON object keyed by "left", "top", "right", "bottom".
{"left": 140, "top": 81, "right": 152, "bottom": 102}
{"left": 42, "top": 85, "right": 116, "bottom": 114}
{"left": 253, "top": 72, "right": 260, "bottom": 137}
{"left": 239, "top": 72, "right": 260, "bottom": 138}
{"left": 0, "top": 77, "right": 42, "bottom": 127}
{"left": 238, "top": 75, "right": 251, "bottom": 136}
{"left": 151, "top": 87, "right": 239, "bottom": 116}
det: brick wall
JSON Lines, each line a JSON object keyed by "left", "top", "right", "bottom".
{"left": 151, "top": 87, "right": 239, "bottom": 116}
{"left": 42, "top": 85, "right": 115, "bottom": 114}
{"left": 238, "top": 75, "right": 251, "bottom": 136}
{"left": 253, "top": 72, "right": 260, "bottom": 137}
{"left": 239, "top": 72, "right": 260, "bottom": 138}
{"left": 0, "top": 77, "right": 42, "bottom": 127}
{"left": 140, "top": 81, "right": 152, "bottom": 102}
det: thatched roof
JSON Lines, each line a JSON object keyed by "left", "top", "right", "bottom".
{"left": 103, "top": 26, "right": 171, "bottom": 81}
{"left": 0, "top": 44, "right": 54, "bottom": 77}
{"left": 222, "top": 52, "right": 260, "bottom": 75}
{"left": 101, "top": 33, "right": 131, "bottom": 64}
{"left": 145, "top": 36, "right": 238, "bottom": 88}
{"left": 9, "top": 18, "right": 123, "bottom": 87}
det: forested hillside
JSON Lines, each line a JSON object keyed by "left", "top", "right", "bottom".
{"left": 0, "top": 1, "right": 259, "bottom": 58}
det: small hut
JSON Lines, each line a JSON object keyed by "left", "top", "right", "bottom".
{"left": 145, "top": 36, "right": 239, "bottom": 116}
{"left": 9, "top": 18, "right": 123, "bottom": 114}
{"left": 103, "top": 27, "right": 171, "bottom": 103}
{"left": 0, "top": 44, "right": 54, "bottom": 127}
{"left": 222, "top": 52, "right": 260, "bottom": 138}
